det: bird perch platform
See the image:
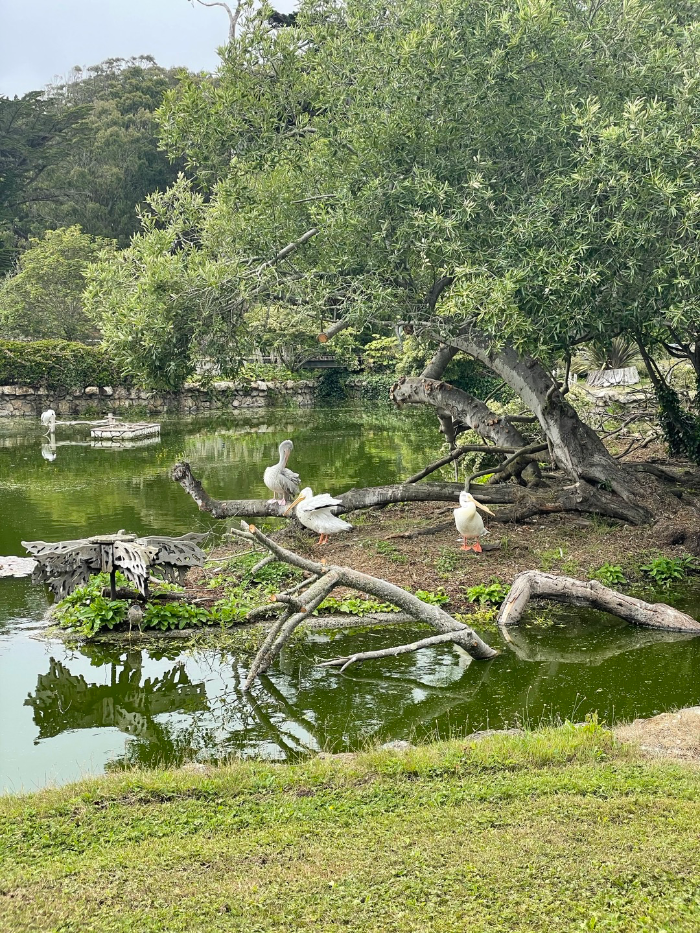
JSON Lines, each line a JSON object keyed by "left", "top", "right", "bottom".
{"left": 90, "top": 422, "right": 160, "bottom": 441}
{"left": 50, "top": 414, "right": 161, "bottom": 442}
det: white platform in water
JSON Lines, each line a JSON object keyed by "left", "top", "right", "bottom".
{"left": 90, "top": 422, "right": 161, "bottom": 440}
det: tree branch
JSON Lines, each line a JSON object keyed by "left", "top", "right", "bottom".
{"left": 497, "top": 571, "right": 700, "bottom": 636}
{"left": 318, "top": 632, "right": 470, "bottom": 672}
{"left": 229, "top": 522, "right": 498, "bottom": 686}
{"left": 191, "top": 0, "right": 242, "bottom": 41}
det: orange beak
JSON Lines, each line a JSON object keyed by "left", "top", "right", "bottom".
{"left": 283, "top": 493, "right": 305, "bottom": 516}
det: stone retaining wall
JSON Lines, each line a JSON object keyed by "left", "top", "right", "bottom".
{"left": 0, "top": 379, "right": 317, "bottom": 418}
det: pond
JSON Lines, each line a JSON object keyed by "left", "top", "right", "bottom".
{"left": 1, "top": 407, "right": 699, "bottom": 793}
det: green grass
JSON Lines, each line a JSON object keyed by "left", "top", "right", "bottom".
{"left": 1, "top": 724, "right": 700, "bottom": 932}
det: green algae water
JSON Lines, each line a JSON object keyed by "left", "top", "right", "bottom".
{"left": 1, "top": 407, "right": 699, "bottom": 792}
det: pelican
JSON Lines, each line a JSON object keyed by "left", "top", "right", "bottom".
{"left": 454, "top": 491, "right": 495, "bottom": 552}
{"left": 263, "top": 439, "right": 300, "bottom": 506}
{"left": 284, "top": 487, "right": 352, "bottom": 544}
{"left": 40, "top": 409, "right": 56, "bottom": 435}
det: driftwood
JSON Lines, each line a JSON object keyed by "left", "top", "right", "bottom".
{"left": 226, "top": 522, "right": 497, "bottom": 688}
{"left": 318, "top": 632, "right": 473, "bottom": 672}
{"left": 497, "top": 571, "right": 700, "bottom": 635}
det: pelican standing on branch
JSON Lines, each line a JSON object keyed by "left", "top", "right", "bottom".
{"left": 285, "top": 487, "right": 352, "bottom": 544}
{"left": 454, "top": 491, "right": 495, "bottom": 552}
{"left": 264, "top": 439, "right": 300, "bottom": 506}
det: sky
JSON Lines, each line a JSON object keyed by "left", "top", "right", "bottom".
{"left": 0, "top": 0, "right": 295, "bottom": 98}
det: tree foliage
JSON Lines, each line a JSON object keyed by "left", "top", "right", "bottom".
{"left": 84, "top": 177, "right": 246, "bottom": 388}
{"left": 23, "top": 57, "right": 184, "bottom": 247}
{"left": 0, "top": 92, "right": 87, "bottom": 273}
{"left": 89, "top": 0, "right": 700, "bottom": 418}
{"left": 0, "top": 225, "right": 114, "bottom": 341}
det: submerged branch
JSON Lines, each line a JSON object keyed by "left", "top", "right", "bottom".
{"left": 318, "top": 632, "right": 469, "bottom": 672}
{"left": 226, "top": 522, "right": 497, "bottom": 686}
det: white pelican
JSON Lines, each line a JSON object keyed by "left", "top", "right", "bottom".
{"left": 454, "top": 491, "right": 495, "bottom": 552}
{"left": 263, "top": 439, "right": 300, "bottom": 506}
{"left": 40, "top": 409, "right": 56, "bottom": 434}
{"left": 285, "top": 487, "right": 352, "bottom": 544}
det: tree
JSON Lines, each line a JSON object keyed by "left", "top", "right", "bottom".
{"left": 24, "top": 58, "right": 184, "bottom": 246}
{"left": 0, "top": 92, "right": 87, "bottom": 273}
{"left": 0, "top": 225, "right": 114, "bottom": 341}
{"left": 84, "top": 176, "right": 246, "bottom": 388}
{"left": 98, "top": 0, "right": 700, "bottom": 519}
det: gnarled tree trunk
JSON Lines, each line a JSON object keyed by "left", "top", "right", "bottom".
{"left": 391, "top": 376, "right": 541, "bottom": 485}
{"left": 445, "top": 330, "right": 657, "bottom": 523}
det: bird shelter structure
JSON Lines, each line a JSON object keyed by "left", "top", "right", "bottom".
{"left": 22, "top": 532, "right": 207, "bottom": 600}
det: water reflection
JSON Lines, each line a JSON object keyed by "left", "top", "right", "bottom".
{"left": 14, "top": 612, "right": 698, "bottom": 784}
{"left": 2, "top": 409, "right": 700, "bottom": 791}
{"left": 25, "top": 649, "right": 208, "bottom": 741}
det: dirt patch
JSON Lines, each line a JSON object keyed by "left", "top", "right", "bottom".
{"left": 189, "top": 489, "right": 700, "bottom": 618}
{"left": 615, "top": 707, "right": 700, "bottom": 762}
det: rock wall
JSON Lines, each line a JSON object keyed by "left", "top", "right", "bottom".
{"left": 0, "top": 379, "right": 317, "bottom": 418}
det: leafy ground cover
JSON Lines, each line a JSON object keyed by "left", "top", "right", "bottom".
{"left": 1, "top": 723, "right": 699, "bottom": 932}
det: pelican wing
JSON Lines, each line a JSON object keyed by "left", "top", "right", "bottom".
{"left": 304, "top": 493, "right": 343, "bottom": 511}
{"left": 278, "top": 468, "right": 300, "bottom": 496}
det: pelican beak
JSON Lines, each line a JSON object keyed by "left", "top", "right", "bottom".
{"left": 476, "top": 501, "right": 495, "bottom": 517}
{"left": 283, "top": 493, "right": 305, "bottom": 516}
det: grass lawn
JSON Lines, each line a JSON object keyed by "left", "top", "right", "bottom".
{"left": 1, "top": 722, "right": 699, "bottom": 932}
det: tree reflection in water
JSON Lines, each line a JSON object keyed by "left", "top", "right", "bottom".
{"left": 24, "top": 649, "right": 208, "bottom": 758}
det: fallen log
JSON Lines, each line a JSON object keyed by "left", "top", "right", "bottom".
{"left": 227, "top": 522, "right": 498, "bottom": 688}
{"left": 171, "top": 462, "right": 671, "bottom": 525}
{"left": 497, "top": 571, "right": 700, "bottom": 635}
{"left": 171, "top": 461, "right": 516, "bottom": 518}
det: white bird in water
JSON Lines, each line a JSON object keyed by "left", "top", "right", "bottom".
{"left": 263, "top": 439, "right": 300, "bottom": 506}
{"left": 285, "top": 486, "right": 352, "bottom": 545}
{"left": 454, "top": 491, "right": 495, "bottom": 553}
{"left": 40, "top": 409, "right": 56, "bottom": 434}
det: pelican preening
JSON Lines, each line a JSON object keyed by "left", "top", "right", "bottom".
{"left": 454, "top": 491, "right": 495, "bottom": 552}
{"left": 40, "top": 409, "right": 56, "bottom": 435}
{"left": 264, "top": 439, "right": 300, "bottom": 506}
{"left": 265, "top": 440, "right": 492, "bottom": 554}
{"left": 285, "top": 487, "right": 353, "bottom": 544}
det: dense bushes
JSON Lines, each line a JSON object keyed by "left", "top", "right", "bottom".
{"left": 0, "top": 340, "right": 127, "bottom": 389}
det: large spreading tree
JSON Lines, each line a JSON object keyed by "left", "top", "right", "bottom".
{"left": 89, "top": 0, "right": 700, "bottom": 522}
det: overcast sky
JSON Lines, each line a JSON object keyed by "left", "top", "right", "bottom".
{"left": 0, "top": 0, "right": 296, "bottom": 97}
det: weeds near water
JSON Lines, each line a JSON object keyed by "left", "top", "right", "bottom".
{"left": 640, "top": 554, "right": 699, "bottom": 588}
{"left": 589, "top": 563, "right": 627, "bottom": 587}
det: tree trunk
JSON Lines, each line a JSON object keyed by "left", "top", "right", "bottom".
{"left": 391, "top": 376, "right": 541, "bottom": 484}
{"left": 497, "top": 571, "right": 700, "bottom": 633}
{"left": 446, "top": 331, "right": 656, "bottom": 522}
{"left": 171, "top": 462, "right": 667, "bottom": 525}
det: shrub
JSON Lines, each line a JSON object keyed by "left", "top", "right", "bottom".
{"left": 466, "top": 580, "right": 510, "bottom": 606}
{"left": 0, "top": 339, "right": 127, "bottom": 389}
{"left": 589, "top": 564, "right": 627, "bottom": 587}
{"left": 640, "top": 555, "right": 698, "bottom": 588}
